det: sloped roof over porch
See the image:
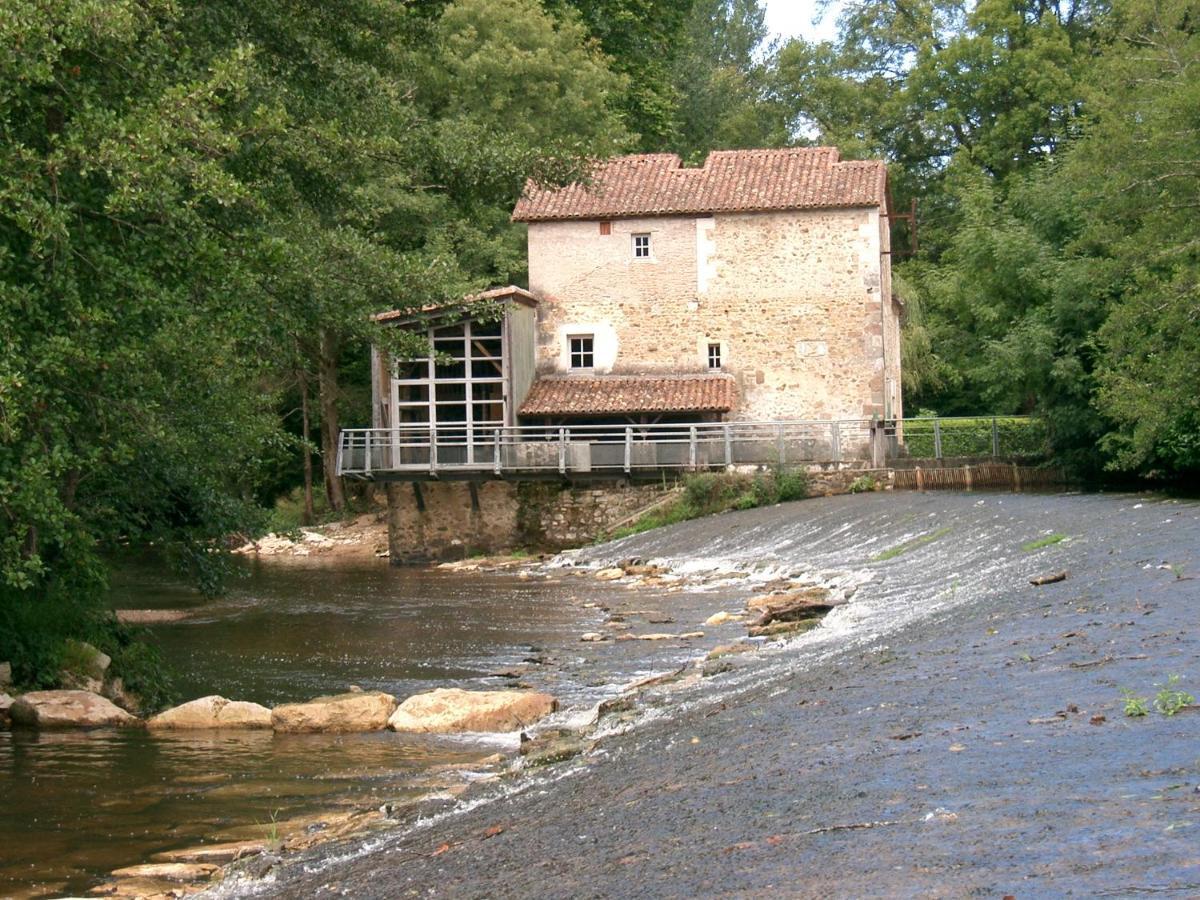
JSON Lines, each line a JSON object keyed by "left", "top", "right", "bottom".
{"left": 371, "top": 285, "right": 538, "bottom": 326}
{"left": 519, "top": 374, "right": 736, "bottom": 417}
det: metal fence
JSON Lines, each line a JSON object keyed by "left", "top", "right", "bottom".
{"left": 892, "top": 416, "right": 1048, "bottom": 461}
{"left": 338, "top": 420, "right": 875, "bottom": 478}
{"left": 337, "top": 416, "right": 1046, "bottom": 479}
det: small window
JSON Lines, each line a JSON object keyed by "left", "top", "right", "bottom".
{"left": 599, "top": 221, "right": 612, "bottom": 236}
{"left": 632, "top": 233, "right": 651, "bottom": 259}
{"left": 707, "top": 343, "right": 722, "bottom": 369}
{"left": 569, "top": 335, "right": 594, "bottom": 369}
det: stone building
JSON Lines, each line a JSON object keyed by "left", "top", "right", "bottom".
{"left": 512, "top": 147, "right": 902, "bottom": 425}
{"left": 355, "top": 147, "right": 902, "bottom": 560}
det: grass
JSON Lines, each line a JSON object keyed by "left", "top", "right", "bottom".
{"left": 871, "top": 526, "right": 954, "bottom": 562}
{"left": 1022, "top": 533, "right": 1068, "bottom": 551}
{"left": 606, "top": 469, "right": 809, "bottom": 541}
{"left": 1154, "top": 676, "right": 1195, "bottom": 716}
{"left": 1121, "top": 689, "right": 1149, "bottom": 717}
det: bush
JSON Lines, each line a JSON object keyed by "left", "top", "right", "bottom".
{"left": 0, "top": 587, "right": 178, "bottom": 712}
{"left": 848, "top": 474, "right": 879, "bottom": 493}
{"left": 902, "top": 417, "right": 1049, "bottom": 459}
{"left": 608, "top": 468, "right": 808, "bottom": 540}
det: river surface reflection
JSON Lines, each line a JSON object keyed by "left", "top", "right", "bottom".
{"left": 0, "top": 557, "right": 589, "bottom": 898}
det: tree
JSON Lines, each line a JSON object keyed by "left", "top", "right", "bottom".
{"left": 0, "top": 0, "right": 627, "bottom": 690}
{"left": 669, "top": 0, "right": 789, "bottom": 158}
{"left": 547, "top": 0, "right": 697, "bottom": 148}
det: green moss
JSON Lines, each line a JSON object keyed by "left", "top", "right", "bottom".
{"left": 872, "top": 526, "right": 954, "bottom": 562}
{"left": 1022, "top": 533, "right": 1067, "bottom": 551}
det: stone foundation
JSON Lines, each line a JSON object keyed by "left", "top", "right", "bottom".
{"left": 385, "top": 480, "right": 672, "bottom": 563}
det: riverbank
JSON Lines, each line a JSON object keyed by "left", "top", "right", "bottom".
{"left": 214, "top": 490, "right": 1199, "bottom": 898}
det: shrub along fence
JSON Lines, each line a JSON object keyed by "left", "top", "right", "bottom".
{"left": 893, "top": 416, "right": 1048, "bottom": 461}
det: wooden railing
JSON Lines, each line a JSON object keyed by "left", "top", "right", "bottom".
{"left": 336, "top": 416, "right": 1046, "bottom": 479}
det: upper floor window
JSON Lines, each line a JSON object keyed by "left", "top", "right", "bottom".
{"left": 569, "top": 334, "right": 594, "bottom": 369}
{"left": 632, "top": 233, "right": 651, "bottom": 259}
{"left": 599, "top": 221, "right": 612, "bottom": 235}
{"left": 707, "top": 343, "right": 722, "bottom": 369}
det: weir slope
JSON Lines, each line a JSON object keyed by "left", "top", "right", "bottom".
{"left": 233, "top": 491, "right": 1200, "bottom": 898}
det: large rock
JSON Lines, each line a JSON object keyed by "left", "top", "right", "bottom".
{"left": 747, "top": 588, "right": 844, "bottom": 627}
{"left": 63, "top": 640, "right": 111, "bottom": 679}
{"left": 0, "top": 692, "right": 13, "bottom": 727}
{"left": 271, "top": 691, "right": 396, "bottom": 733}
{"left": 9, "top": 690, "right": 140, "bottom": 729}
{"left": 148, "top": 695, "right": 272, "bottom": 731}
{"left": 388, "top": 688, "right": 556, "bottom": 733}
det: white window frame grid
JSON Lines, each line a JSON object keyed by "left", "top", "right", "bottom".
{"left": 707, "top": 342, "right": 722, "bottom": 369}
{"left": 632, "top": 233, "right": 651, "bottom": 259}
{"left": 568, "top": 334, "right": 595, "bottom": 369}
{"left": 392, "top": 320, "right": 506, "bottom": 452}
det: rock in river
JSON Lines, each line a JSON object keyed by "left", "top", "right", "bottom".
{"left": 9, "top": 690, "right": 140, "bottom": 729}
{"left": 388, "top": 688, "right": 557, "bottom": 733}
{"left": 148, "top": 695, "right": 272, "bottom": 730}
{"left": 271, "top": 691, "right": 397, "bottom": 733}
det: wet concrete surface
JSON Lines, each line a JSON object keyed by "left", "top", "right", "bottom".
{"left": 233, "top": 491, "right": 1200, "bottom": 898}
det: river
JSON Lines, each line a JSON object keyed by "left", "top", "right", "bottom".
{"left": 0, "top": 559, "right": 611, "bottom": 898}
{"left": 4, "top": 491, "right": 1197, "bottom": 899}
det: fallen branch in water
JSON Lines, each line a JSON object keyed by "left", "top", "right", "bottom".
{"left": 803, "top": 819, "right": 903, "bottom": 835}
{"left": 1030, "top": 571, "right": 1069, "bottom": 586}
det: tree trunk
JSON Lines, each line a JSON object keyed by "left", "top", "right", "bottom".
{"left": 318, "top": 329, "right": 347, "bottom": 512}
{"left": 298, "top": 369, "right": 315, "bottom": 525}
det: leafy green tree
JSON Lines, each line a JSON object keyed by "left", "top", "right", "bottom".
{"left": 0, "top": 0, "right": 626, "bottom": 690}
{"left": 547, "top": 0, "right": 697, "bottom": 148}
{"left": 669, "top": 0, "right": 789, "bottom": 158}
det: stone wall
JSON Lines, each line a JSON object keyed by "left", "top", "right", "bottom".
{"left": 526, "top": 206, "right": 896, "bottom": 421}
{"left": 385, "top": 480, "right": 671, "bottom": 563}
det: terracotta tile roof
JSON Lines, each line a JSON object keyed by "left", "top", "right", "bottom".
{"left": 512, "top": 148, "right": 887, "bottom": 222}
{"left": 519, "top": 374, "right": 737, "bottom": 417}
{"left": 372, "top": 285, "right": 538, "bottom": 324}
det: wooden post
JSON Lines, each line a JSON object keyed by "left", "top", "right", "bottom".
{"left": 915, "top": 465, "right": 924, "bottom": 491}
{"left": 689, "top": 425, "right": 698, "bottom": 469}
{"left": 429, "top": 424, "right": 438, "bottom": 475}
{"left": 558, "top": 427, "right": 567, "bottom": 475}
{"left": 933, "top": 418, "right": 943, "bottom": 460}
{"left": 363, "top": 430, "right": 372, "bottom": 477}
{"left": 624, "top": 426, "right": 632, "bottom": 475}
{"left": 964, "top": 464, "right": 973, "bottom": 491}
{"left": 493, "top": 428, "right": 501, "bottom": 476}
{"left": 724, "top": 423, "right": 732, "bottom": 468}
{"left": 1012, "top": 462, "right": 1022, "bottom": 491}
{"left": 869, "top": 420, "right": 886, "bottom": 469}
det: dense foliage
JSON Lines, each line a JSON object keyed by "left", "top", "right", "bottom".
{"left": 0, "top": 0, "right": 625, "bottom": 693}
{"left": 3, "top": 0, "right": 1197, "bottom": 692}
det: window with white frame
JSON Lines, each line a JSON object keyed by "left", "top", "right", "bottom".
{"left": 707, "top": 342, "right": 722, "bottom": 369}
{"left": 569, "top": 334, "right": 594, "bottom": 369}
{"left": 632, "top": 233, "right": 651, "bottom": 259}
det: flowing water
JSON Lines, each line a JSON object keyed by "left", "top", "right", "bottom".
{"left": 4, "top": 491, "right": 1195, "bottom": 899}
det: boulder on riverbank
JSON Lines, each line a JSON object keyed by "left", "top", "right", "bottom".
{"left": 9, "top": 690, "right": 140, "bottom": 729}
{"left": 0, "top": 692, "right": 12, "bottom": 727}
{"left": 388, "top": 688, "right": 556, "bottom": 733}
{"left": 271, "top": 691, "right": 397, "bottom": 733}
{"left": 148, "top": 695, "right": 272, "bottom": 730}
